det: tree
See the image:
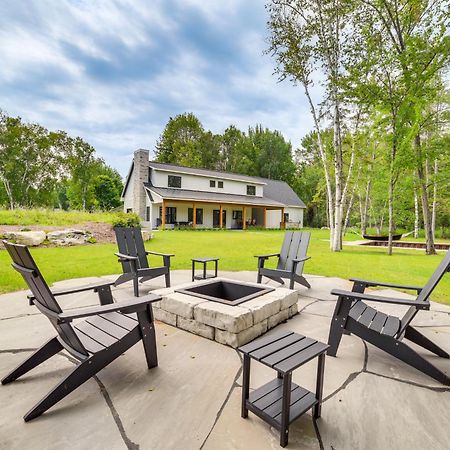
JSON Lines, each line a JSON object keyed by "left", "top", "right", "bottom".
{"left": 267, "top": 0, "right": 355, "bottom": 251}
{"left": 93, "top": 175, "right": 122, "bottom": 210}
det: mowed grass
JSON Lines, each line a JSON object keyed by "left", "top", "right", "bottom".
{"left": 0, "top": 209, "right": 120, "bottom": 226}
{"left": 0, "top": 228, "right": 448, "bottom": 304}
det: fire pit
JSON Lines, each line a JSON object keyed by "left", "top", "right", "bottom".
{"left": 152, "top": 278, "right": 299, "bottom": 348}
{"left": 175, "top": 280, "right": 274, "bottom": 306}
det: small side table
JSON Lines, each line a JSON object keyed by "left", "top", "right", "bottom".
{"left": 191, "top": 257, "right": 219, "bottom": 282}
{"left": 238, "top": 330, "right": 329, "bottom": 447}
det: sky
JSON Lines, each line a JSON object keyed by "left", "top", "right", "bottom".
{"left": 0, "top": 0, "right": 315, "bottom": 177}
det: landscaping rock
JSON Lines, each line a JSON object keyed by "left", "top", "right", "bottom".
{"left": 3, "top": 231, "right": 46, "bottom": 246}
{"left": 47, "top": 229, "right": 91, "bottom": 246}
{"left": 267, "top": 307, "right": 290, "bottom": 329}
{"left": 161, "top": 292, "right": 207, "bottom": 319}
{"left": 141, "top": 230, "right": 153, "bottom": 241}
{"left": 177, "top": 316, "right": 215, "bottom": 340}
{"left": 243, "top": 295, "right": 281, "bottom": 324}
{"left": 194, "top": 302, "right": 253, "bottom": 333}
{"left": 153, "top": 306, "right": 177, "bottom": 327}
{"left": 215, "top": 319, "right": 268, "bottom": 348}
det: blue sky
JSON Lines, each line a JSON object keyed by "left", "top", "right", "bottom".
{"left": 0, "top": 0, "right": 314, "bottom": 176}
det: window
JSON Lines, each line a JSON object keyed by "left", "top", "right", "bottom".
{"left": 284, "top": 213, "right": 289, "bottom": 223}
{"left": 148, "top": 167, "right": 151, "bottom": 183}
{"left": 126, "top": 208, "right": 132, "bottom": 213}
{"left": 246, "top": 185, "right": 256, "bottom": 196}
{"left": 218, "top": 181, "right": 224, "bottom": 188}
{"left": 188, "top": 208, "right": 203, "bottom": 225}
{"left": 168, "top": 175, "right": 181, "bottom": 188}
{"left": 160, "top": 206, "right": 177, "bottom": 224}
{"left": 146, "top": 206, "right": 150, "bottom": 222}
{"left": 210, "top": 180, "right": 216, "bottom": 188}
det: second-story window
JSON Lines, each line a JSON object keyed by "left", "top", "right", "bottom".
{"left": 210, "top": 180, "right": 216, "bottom": 187}
{"left": 168, "top": 175, "right": 181, "bottom": 188}
{"left": 247, "top": 185, "right": 256, "bottom": 196}
{"left": 218, "top": 181, "right": 224, "bottom": 188}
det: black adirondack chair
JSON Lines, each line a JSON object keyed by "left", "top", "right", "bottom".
{"left": 114, "top": 227, "right": 174, "bottom": 296}
{"left": 327, "top": 249, "right": 450, "bottom": 385}
{"left": 256, "top": 231, "right": 311, "bottom": 290}
{"left": 1, "top": 241, "right": 161, "bottom": 421}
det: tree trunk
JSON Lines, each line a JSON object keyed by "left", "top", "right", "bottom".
{"left": 431, "top": 159, "right": 438, "bottom": 241}
{"left": 415, "top": 135, "right": 436, "bottom": 255}
{"left": 387, "top": 174, "right": 395, "bottom": 255}
{"left": 414, "top": 187, "right": 419, "bottom": 239}
{"left": 361, "top": 153, "right": 374, "bottom": 235}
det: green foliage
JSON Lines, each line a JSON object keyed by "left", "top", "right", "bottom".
{"left": 93, "top": 174, "right": 122, "bottom": 210}
{"left": 111, "top": 212, "right": 141, "bottom": 228}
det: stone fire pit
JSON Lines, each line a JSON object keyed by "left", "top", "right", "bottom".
{"left": 151, "top": 278, "right": 299, "bottom": 347}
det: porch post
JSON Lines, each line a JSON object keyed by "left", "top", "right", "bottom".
{"left": 219, "top": 204, "right": 223, "bottom": 229}
{"left": 263, "top": 207, "right": 266, "bottom": 228}
{"left": 193, "top": 203, "right": 197, "bottom": 228}
{"left": 281, "top": 207, "right": 285, "bottom": 229}
{"left": 161, "top": 200, "right": 166, "bottom": 230}
{"left": 243, "top": 206, "right": 247, "bottom": 230}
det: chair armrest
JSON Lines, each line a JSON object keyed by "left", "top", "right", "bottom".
{"left": 58, "top": 293, "right": 162, "bottom": 323}
{"left": 350, "top": 278, "right": 422, "bottom": 293}
{"left": 292, "top": 256, "right": 311, "bottom": 263}
{"left": 331, "top": 289, "right": 430, "bottom": 310}
{"left": 146, "top": 251, "right": 175, "bottom": 257}
{"left": 254, "top": 253, "right": 280, "bottom": 259}
{"left": 115, "top": 252, "right": 138, "bottom": 261}
{"left": 27, "top": 281, "right": 116, "bottom": 303}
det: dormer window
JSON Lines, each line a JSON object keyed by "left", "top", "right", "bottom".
{"left": 168, "top": 175, "right": 181, "bottom": 188}
{"left": 247, "top": 185, "right": 256, "bottom": 196}
{"left": 210, "top": 180, "right": 216, "bottom": 187}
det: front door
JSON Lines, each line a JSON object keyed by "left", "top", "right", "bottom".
{"left": 213, "top": 210, "right": 227, "bottom": 228}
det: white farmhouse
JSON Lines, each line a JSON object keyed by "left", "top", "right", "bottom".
{"left": 122, "top": 149, "right": 306, "bottom": 229}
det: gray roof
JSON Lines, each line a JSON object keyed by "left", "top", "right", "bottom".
{"left": 144, "top": 184, "right": 285, "bottom": 208}
{"left": 254, "top": 177, "right": 306, "bottom": 208}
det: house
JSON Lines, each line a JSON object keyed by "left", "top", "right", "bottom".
{"left": 122, "top": 149, "right": 306, "bottom": 229}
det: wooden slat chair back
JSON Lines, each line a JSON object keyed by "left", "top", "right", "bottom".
{"left": 114, "top": 227, "right": 174, "bottom": 296}
{"left": 398, "top": 250, "right": 450, "bottom": 336}
{"left": 1, "top": 240, "right": 161, "bottom": 421}
{"left": 256, "top": 231, "right": 311, "bottom": 290}
{"left": 4, "top": 241, "right": 88, "bottom": 358}
{"left": 327, "top": 249, "right": 450, "bottom": 385}
{"left": 115, "top": 227, "right": 149, "bottom": 272}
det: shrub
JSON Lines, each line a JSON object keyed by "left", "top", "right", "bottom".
{"left": 112, "top": 212, "right": 141, "bottom": 228}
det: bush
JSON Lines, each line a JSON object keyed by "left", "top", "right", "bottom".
{"left": 112, "top": 212, "right": 141, "bottom": 228}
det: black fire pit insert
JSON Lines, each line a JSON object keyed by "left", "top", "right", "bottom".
{"left": 175, "top": 280, "right": 274, "bottom": 306}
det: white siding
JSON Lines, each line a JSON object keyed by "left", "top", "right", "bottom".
{"left": 150, "top": 169, "right": 264, "bottom": 197}
{"left": 285, "top": 207, "right": 304, "bottom": 228}
{"left": 266, "top": 210, "right": 283, "bottom": 229}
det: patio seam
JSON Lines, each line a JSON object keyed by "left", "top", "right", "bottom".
{"left": 199, "top": 350, "right": 243, "bottom": 450}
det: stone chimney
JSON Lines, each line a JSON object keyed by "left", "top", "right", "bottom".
{"left": 132, "top": 149, "right": 149, "bottom": 220}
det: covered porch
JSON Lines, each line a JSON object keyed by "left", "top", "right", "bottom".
{"left": 156, "top": 199, "right": 286, "bottom": 230}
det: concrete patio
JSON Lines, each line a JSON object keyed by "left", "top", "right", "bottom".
{"left": 0, "top": 271, "right": 449, "bottom": 450}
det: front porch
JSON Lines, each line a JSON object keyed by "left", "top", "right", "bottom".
{"left": 154, "top": 200, "right": 287, "bottom": 230}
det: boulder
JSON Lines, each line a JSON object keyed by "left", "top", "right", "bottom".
{"left": 3, "top": 231, "right": 46, "bottom": 246}
{"left": 141, "top": 230, "right": 154, "bottom": 241}
{"left": 47, "top": 229, "right": 91, "bottom": 246}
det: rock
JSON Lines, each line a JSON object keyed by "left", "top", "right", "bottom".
{"left": 289, "top": 303, "right": 298, "bottom": 317}
{"left": 194, "top": 302, "right": 253, "bottom": 333}
{"left": 153, "top": 306, "right": 177, "bottom": 327}
{"left": 215, "top": 320, "right": 268, "bottom": 348}
{"left": 267, "top": 307, "right": 290, "bottom": 329}
{"left": 3, "top": 231, "right": 46, "bottom": 246}
{"left": 47, "top": 229, "right": 91, "bottom": 246}
{"left": 161, "top": 293, "right": 207, "bottom": 319}
{"left": 177, "top": 317, "right": 215, "bottom": 340}
{"left": 141, "top": 230, "right": 153, "bottom": 241}
{"left": 242, "top": 296, "right": 281, "bottom": 324}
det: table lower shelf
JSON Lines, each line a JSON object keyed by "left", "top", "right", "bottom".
{"left": 246, "top": 378, "right": 318, "bottom": 428}
{"left": 193, "top": 274, "right": 217, "bottom": 280}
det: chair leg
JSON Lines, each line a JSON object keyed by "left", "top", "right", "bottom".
{"left": 165, "top": 271, "right": 171, "bottom": 288}
{"left": 294, "top": 274, "right": 311, "bottom": 289}
{"left": 2, "top": 337, "right": 63, "bottom": 385}
{"left": 405, "top": 326, "right": 449, "bottom": 358}
{"left": 133, "top": 275, "right": 139, "bottom": 297}
{"left": 289, "top": 276, "right": 295, "bottom": 290}
{"left": 137, "top": 308, "right": 158, "bottom": 369}
{"left": 327, "top": 297, "right": 352, "bottom": 357}
{"left": 114, "top": 272, "right": 133, "bottom": 287}
{"left": 23, "top": 352, "right": 110, "bottom": 421}
{"left": 257, "top": 271, "right": 262, "bottom": 284}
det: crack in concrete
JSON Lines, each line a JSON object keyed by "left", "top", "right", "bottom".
{"left": 199, "top": 353, "right": 243, "bottom": 450}
{"left": 298, "top": 299, "right": 320, "bottom": 313}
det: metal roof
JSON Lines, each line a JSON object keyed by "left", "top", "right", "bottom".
{"left": 144, "top": 184, "right": 285, "bottom": 208}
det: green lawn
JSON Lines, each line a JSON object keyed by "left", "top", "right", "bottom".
{"left": 0, "top": 228, "right": 448, "bottom": 304}
{"left": 0, "top": 209, "right": 120, "bottom": 226}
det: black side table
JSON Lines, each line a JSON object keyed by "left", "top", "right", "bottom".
{"left": 238, "top": 330, "right": 329, "bottom": 447}
{"left": 191, "top": 257, "right": 219, "bottom": 282}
